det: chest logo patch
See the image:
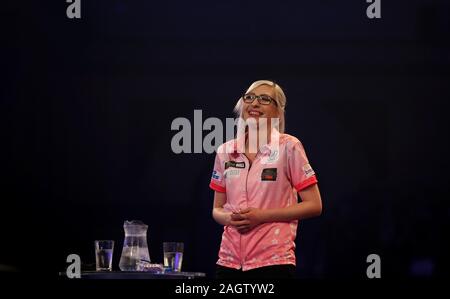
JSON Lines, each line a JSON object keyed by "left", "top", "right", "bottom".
{"left": 225, "top": 161, "right": 246, "bottom": 169}
{"left": 224, "top": 169, "right": 240, "bottom": 179}
{"left": 261, "top": 168, "right": 277, "bottom": 181}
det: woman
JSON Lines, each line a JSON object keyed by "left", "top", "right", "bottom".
{"left": 209, "top": 80, "right": 323, "bottom": 279}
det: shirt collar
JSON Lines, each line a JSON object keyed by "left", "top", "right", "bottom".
{"left": 232, "top": 127, "right": 280, "bottom": 155}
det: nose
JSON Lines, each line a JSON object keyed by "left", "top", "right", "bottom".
{"left": 249, "top": 100, "right": 260, "bottom": 108}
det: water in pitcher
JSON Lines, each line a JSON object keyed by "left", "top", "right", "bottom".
{"left": 118, "top": 246, "right": 141, "bottom": 271}
{"left": 119, "top": 220, "right": 151, "bottom": 271}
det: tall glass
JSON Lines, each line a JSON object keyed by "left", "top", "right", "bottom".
{"left": 95, "top": 240, "right": 114, "bottom": 271}
{"left": 163, "top": 242, "right": 184, "bottom": 272}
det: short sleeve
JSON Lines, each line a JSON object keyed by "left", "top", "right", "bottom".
{"left": 209, "top": 152, "right": 226, "bottom": 193}
{"left": 287, "top": 141, "right": 318, "bottom": 192}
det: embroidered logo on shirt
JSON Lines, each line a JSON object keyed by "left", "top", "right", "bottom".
{"left": 211, "top": 170, "right": 222, "bottom": 181}
{"left": 261, "top": 149, "right": 279, "bottom": 164}
{"left": 225, "top": 161, "right": 246, "bottom": 169}
{"left": 261, "top": 168, "right": 277, "bottom": 181}
{"left": 302, "top": 163, "right": 315, "bottom": 178}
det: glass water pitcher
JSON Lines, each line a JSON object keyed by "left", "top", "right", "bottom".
{"left": 118, "top": 220, "right": 150, "bottom": 271}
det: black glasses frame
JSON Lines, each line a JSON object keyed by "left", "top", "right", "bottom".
{"left": 242, "top": 94, "right": 277, "bottom": 106}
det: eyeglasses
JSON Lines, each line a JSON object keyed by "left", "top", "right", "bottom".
{"left": 242, "top": 94, "right": 277, "bottom": 106}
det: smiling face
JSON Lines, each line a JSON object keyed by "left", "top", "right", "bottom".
{"left": 242, "top": 84, "right": 279, "bottom": 122}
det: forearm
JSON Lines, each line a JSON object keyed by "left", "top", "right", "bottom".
{"left": 261, "top": 201, "right": 322, "bottom": 223}
{"left": 212, "top": 208, "right": 232, "bottom": 226}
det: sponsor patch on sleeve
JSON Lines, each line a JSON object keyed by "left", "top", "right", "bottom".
{"left": 211, "top": 170, "right": 222, "bottom": 182}
{"left": 302, "top": 163, "right": 315, "bottom": 178}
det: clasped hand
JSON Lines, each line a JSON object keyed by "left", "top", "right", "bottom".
{"left": 229, "top": 207, "right": 264, "bottom": 234}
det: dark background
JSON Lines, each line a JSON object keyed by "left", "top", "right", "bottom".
{"left": 2, "top": 0, "right": 449, "bottom": 280}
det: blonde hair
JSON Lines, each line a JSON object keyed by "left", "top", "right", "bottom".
{"left": 233, "top": 80, "right": 287, "bottom": 133}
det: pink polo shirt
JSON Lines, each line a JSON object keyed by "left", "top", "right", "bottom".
{"left": 209, "top": 130, "right": 318, "bottom": 271}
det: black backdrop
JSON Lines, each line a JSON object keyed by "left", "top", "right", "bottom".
{"left": 2, "top": 0, "right": 449, "bottom": 279}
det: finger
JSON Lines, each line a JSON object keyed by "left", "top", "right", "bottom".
{"left": 240, "top": 208, "right": 251, "bottom": 214}
{"left": 231, "top": 213, "right": 244, "bottom": 220}
{"left": 230, "top": 220, "right": 250, "bottom": 226}
{"left": 229, "top": 220, "right": 240, "bottom": 227}
{"left": 232, "top": 214, "right": 246, "bottom": 221}
{"left": 229, "top": 220, "right": 238, "bottom": 226}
